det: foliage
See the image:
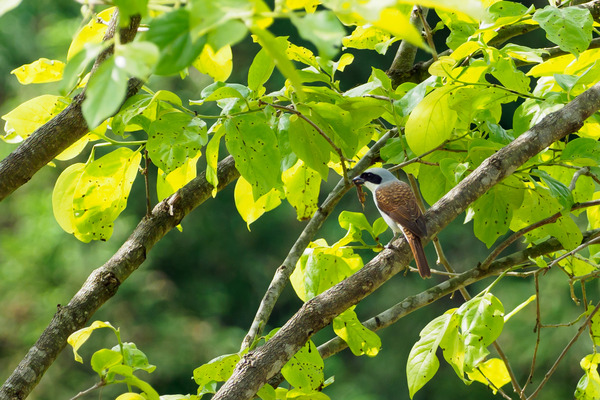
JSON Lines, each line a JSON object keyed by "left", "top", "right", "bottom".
{"left": 2, "top": 0, "right": 600, "bottom": 399}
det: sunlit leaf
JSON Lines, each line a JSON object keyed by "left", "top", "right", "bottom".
{"left": 193, "top": 44, "right": 233, "bottom": 82}
{"left": 234, "top": 176, "right": 282, "bottom": 229}
{"left": 11, "top": 58, "right": 65, "bottom": 84}
{"left": 333, "top": 308, "right": 381, "bottom": 357}
{"left": 67, "top": 7, "right": 115, "bottom": 60}
{"left": 281, "top": 339, "right": 324, "bottom": 390}
{"left": 72, "top": 148, "right": 141, "bottom": 242}
{"left": 1, "top": 95, "right": 70, "bottom": 142}
{"left": 67, "top": 321, "right": 116, "bottom": 363}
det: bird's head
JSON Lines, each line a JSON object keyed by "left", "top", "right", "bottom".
{"left": 352, "top": 168, "right": 397, "bottom": 192}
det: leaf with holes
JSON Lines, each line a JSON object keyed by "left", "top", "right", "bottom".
{"left": 147, "top": 112, "right": 207, "bottom": 175}
{"left": 333, "top": 308, "right": 381, "bottom": 357}
{"left": 225, "top": 113, "right": 282, "bottom": 200}
{"left": 281, "top": 339, "right": 324, "bottom": 391}
{"left": 72, "top": 147, "right": 141, "bottom": 242}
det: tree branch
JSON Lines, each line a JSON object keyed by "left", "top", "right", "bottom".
{"left": 0, "top": 11, "right": 142, "bottom": 202}
{"left": 211, "top": 82, "right": 600, "bottom": 400}
{"left": 0, "top": 156, "right": 240, "bottom": 400}
{"left": 241, "top": 130, "right": 394, "bottom": 350}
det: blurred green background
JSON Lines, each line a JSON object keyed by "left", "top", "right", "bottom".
{"left": 0, "top": 1, "right": 596, "bottom": 399}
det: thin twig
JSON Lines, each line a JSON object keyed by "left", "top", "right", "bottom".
{"left": 416, "top": 6, "right": 438, "bottom": 61}
{"left": 476, "top": 366, "right": 512, "bottom": 400}
{"left": 69, "top": 381, "right": 105, "bottom": 400}
{"left": 526, "top": 302, "right": 600, "bottom": 400}
{"left": 240, "top": 130, "right": 394, "bottom": 350}
{"left": 480, "top": 199, "right": 600, "bottom": 271}
{"left": 143, "top": 149, "right": 151, "bottom": 217}
{"left": 569, "top": 166, "right": 590, "bottom": 191}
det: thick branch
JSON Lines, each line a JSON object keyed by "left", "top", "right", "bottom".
{"left": 212, "top": 83, "right": 600, "bottom": 400}
{"left": 0, "top": 12, "right": 142, "bottom": 202}
{"left": 317, "top": 228, "right": 600, "bottom": 358}
{"left": 0, "top": 157, "right": 240, "bottom": 400}
{"left": 241, "top": 130, "right": 394, "bottom": 350}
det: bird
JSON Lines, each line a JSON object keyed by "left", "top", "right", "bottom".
{"left": 352, "top": 167, "right": 431, "bottom": 278}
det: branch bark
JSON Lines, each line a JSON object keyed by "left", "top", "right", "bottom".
{"left": 0, "top": 156, "right": 240, "bottom": 400}
{"left": 211, "top": 83, "right": 600, "bottom": 400}
{"left": 317, "top": 228, "right": 600, "bottom": 359}
{"left": 0, "top": 11, "right": 142, "bottom": 202}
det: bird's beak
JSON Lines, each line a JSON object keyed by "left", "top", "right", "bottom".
{"left": 352, "top": 176, "right": 365, "bottom": 185}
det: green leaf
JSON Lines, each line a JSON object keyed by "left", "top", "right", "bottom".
{"left": 145, "top": 8, "right": 206, "bottom": 75}
{"left": 114, "top": 0, "right": 148, "bottom": 25}
{"left": 333, "top": 308, "right": 381, "bottom": 357}
{"left": 405, "top": 85, "right": 458, "bottom": 155}
{"left": 147, "top": 112, "right": 207, "bottom": 174}
{"left": 250, "top": 28, "right": 304, "bottom": 100}
{"left": 83, "top": 58, "right": 129, "bottom": 128}
{"left": 91, "top": 349, "right": 123, "bottom": 376}
{"left": 533, "top": 6, "right": 593, "bottom": 57}
{"left": 457, "top": 293, "right": 504, "bottom": 371}
{"left": 257, "top": 384, "right": 276, "bottom": 400}
{"left": 511, "top": 187, "right": 582, "bottom": 250}
{"left": 480, "top": 1, "right": 529, "bottom": 31}
{"left": 439, "top": 311, "right": 465, "bottom": 381}
{"left": 114, "top": 41, "right": 159, "bottom": 79}
{"left": 283, "top": 160, "right": 320, "bottom": 221}
{"left": 281, "top": 339, "right": 324, "bottom": 390}
{"left": 576, "top": 354, "right": 600, "bottom": 400}
{"left": 534, "top": 169, "right": 574, "bottom": 209}
{"left": 470, "top": 177, "right": 524, "bottom": 248}
{"left": 561, "top": 137, "right": 600, "bottom": 166}
{"left": 407, "top": 313, "right": 454, "bottom": 398}
{"left": 53, "top": 163, "right": 86, "bottom": 234}
{"left": 67, "top": 321, "right": 117, "bottom": 363}
{"left": 290, "top": 11, "right": 345, "bottom": 60}
{"left": 248, "top": 47, "right": 275, "bottom": 94}
{"left": 342, "top": 25, "right": 392, "bottom": 54}
{"left": 193, "top": 353, "right": 241, "bottom": 394}
{"left": 114, "top": 342, "right": 156, "bottom": 373}
{"left": 61, "top": 43, "right": 104, "bottom": 92}
{"left": 205, "top": 123, "right": 226, "bottom": 196}
{"left": 72, "top": 147, "right": 141, "bottom": 242}
{"left": 288, "top": 114, "right": 331, "bottom": 180}
{"left": 290, "top": 248, "right": 355, "bottom": 301}
{"left": 225, "top": 113, "right": 282, "bottom": 200}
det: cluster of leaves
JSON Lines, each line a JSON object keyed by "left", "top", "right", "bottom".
{"left": 3, "top": 0, "right": 600, "bottom": 399}
{"left": 67, "top": 321, "right": 158, "bottom": 400}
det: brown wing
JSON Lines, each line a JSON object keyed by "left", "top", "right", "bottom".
{"left": 375, "top": 180, "right": 427, "bottom": 237}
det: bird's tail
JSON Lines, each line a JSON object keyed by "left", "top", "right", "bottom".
{"left": 405, "top": 231, "right": 430, "bottom": 278}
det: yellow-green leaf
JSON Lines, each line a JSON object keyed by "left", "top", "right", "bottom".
{"left": 193, "top": 44, "right": 233, "bottom": 82}
{"left": 234, "top": 176, "right": 282, "bottom": 229}
{"left": 333, "top": 308, "right": 381, "bottom": 357}
{"left": 11, "top": 58, "right": 65, "bottom": 84}
{"left": 72, "top": 148, "right": 141, "bottom": 242}
{"left": 2, "top": 95, "right": 70, "bottom": 142}
{"left": 405, "top": 85, "right": 458, "bottom": 155}
{"left": 466, "top": 358, "right": 510, "bottom": 394}
{"left": 157, "top": 155, "right": 200, "bottom": 201}
{"left": 283, "top": 160, "right": 320, "bottom": 221}
{"left": 67, "top": 320, "right": 116, "bottom": 363}
{"left": 53, "top": 163, "right": 86, "bottom": 234}
{"left": 67, "top": 7, "right": 115, "bottom": 60}
{"left": 115, "top": 394, "right": 146, "bottom": 400}
{"left": 374, "top": 7, "right": 423, "bottom": 48}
